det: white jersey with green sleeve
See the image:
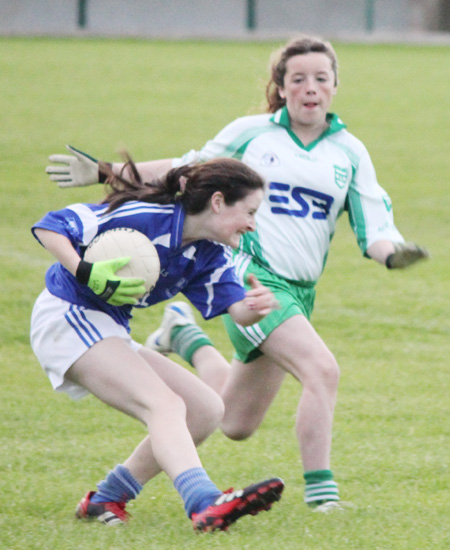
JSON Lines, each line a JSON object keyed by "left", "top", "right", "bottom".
{"left": 173, "top": 107, "right": 404, "bottom": 284}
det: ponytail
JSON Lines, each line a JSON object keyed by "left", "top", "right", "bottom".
{"left": 102, "top": 154, "right": 265, "bottom": 214}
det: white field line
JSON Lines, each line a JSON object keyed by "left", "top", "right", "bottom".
{"left": 0, "top": 248, "right": 52, "bottom": 268}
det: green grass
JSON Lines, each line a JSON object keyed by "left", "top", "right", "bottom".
{"left": 1, "top": 37, "right": 449, "bottom": 549}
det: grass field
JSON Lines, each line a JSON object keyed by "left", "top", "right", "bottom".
{"left": 1, "top": 37, "right": 449, "bottom": 549}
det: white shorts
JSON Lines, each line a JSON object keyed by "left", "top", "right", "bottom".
{"left": 30, "top": 289, "right": 142, "bottom": 400}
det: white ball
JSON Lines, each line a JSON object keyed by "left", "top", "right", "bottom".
{"left": 84, "top": 228, "right": 160, "bottom": 296}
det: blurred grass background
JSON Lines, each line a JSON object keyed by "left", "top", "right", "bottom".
{"left": 1, "top": 37, "right": 449, "bottom": 549}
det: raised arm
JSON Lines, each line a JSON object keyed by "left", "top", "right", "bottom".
{"left": 46, "top": 145, "right": 172, "bottom": 188}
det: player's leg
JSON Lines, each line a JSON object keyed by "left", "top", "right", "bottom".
{"left": 189, "top": 346, "right": 231, "bottom": 394}
{"left": 150, "top": 306, "right": 340, "bottom": 506}
{"left": 218, "top": 262, "right": 343, "bottom": 508}
{"left": 145, "top": 302, "right": 286, "bottom": 441}
{"left": 221, "top": 314, "right": 341, "bottom": 508}
{"left": 68, "top": 338, "right": 283, "bottom": 529}
{"left": 144, "top": 283, "right": 341, "bottom": 509}
{"left": 146, "top": 301, "right": 230, "bottom": 393}
{"left": 259, "top": 315, "right": 341, "bottom": 508}
{"left": 220, "top": 314, "right": 338, "bottom": 466}
{"left": 140, "top": 345, "right": 225, "bottom": 446}
{"left": 122, "top": 346, "right": 225, "bottom": 485}
{"left": 259, "top": 315, "right": 339, "bottom": 470}
{"left": 66, "top": 337, "right": 206, "bottom": 480}
{"left": 145, "top": 295, "right": 337, "bottom": 467}
{"left": 68, "top": 337, "right": 226, "bottom": 525}
{"left": 220, "top": 355, "right": 286, "bottom": 439}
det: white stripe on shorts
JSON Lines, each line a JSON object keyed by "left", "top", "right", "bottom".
{"left": 236, "top": 321, "right": 266, "bottom": 347}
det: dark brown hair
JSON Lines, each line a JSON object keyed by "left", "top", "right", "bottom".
{"left": 265, "top": 34, "right": 338, "bottom": 113}
{"left": 101, "top": 155, "right": 265, "bottom": 214}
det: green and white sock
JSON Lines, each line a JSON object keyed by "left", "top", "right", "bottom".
{"left": 171, "top": 324, "right": 213, "bottom": 366}
{"left": 304, "top": 469, "right": 339, "bottom": 506}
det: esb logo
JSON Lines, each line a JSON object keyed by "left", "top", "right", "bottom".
{"left": 268, "top": 182, "right": 334, "bottom": 219}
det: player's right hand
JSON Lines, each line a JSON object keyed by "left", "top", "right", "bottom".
{"left": 46, "top": 144, "right": 102, "bottom": 187}
{"left": 76, "top": 257, "right": 146, "bottom": 306}
{"left": 245, "top": 274, "right": 280, "bottom": 316}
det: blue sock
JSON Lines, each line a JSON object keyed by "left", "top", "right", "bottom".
{"left": 173, "top": 467, "right": 222, "bottom": 518}
{"left": 91, "top": 464, "right": 143, "bottom": 503}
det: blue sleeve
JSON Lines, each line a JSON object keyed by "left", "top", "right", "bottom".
{"left": 182, "top": 244, "right": 246, "bottom": 320}
{"left": 32, "top": 207, "right": 82, "bottom": 245}
{"left": 32, "top": 203, "right": 100, "bottom": 253}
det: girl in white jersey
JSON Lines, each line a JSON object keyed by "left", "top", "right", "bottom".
{"left": 32, "top": 157, "right": 284, "bottom": 532}
{"left": 46, "top": 35, "right": 428, "bottom": 512}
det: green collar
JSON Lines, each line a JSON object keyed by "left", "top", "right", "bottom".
{"left": 270, "top": 106, "right": 346, "bottom": 150}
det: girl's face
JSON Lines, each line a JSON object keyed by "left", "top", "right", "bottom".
{"left": 212, "top": 188, "right": 263, "bottom": 249}
{"left": 278, "top": 52, "right": 337, "bottom": 129}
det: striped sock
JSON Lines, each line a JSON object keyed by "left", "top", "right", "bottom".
{"left": 171, "top": 325, "right": 213, "bottom": 365}
{"left": 91, "top": 464, "right": 142, "bottom": 503}
{"left": 304, "top": 469, "right": 339, "bottom": 506}
{"left": 173, "top": 467, "right": 222, "bottom": 518}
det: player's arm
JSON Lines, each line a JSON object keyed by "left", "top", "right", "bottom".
{"left": 348, "top": 147, "right": 429, "bottom": 270}
{"left": 46, "top": 145, "right": 172, "bottom": 188}
{"left": 227, "top": 274, "right": 279, "bottom": 326}
{"left": 34, "top": 228, "right": 145, "bottom": 305}
{"left": 34, "top": 228, "right": 81, "bottom": 274}
{"left": 115, "top": 158, "right": 172, "bottom": 183}
{"left": 367, "top": 240, "right": 429, "bottom": 269}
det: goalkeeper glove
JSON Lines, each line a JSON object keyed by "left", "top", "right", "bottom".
{"left": 76, "top": 257, "right": 146, "bottom": 306}
{"left": 46, "top": 144, "right": 111, "bottom": 187}
{"left": 385, "top": 242, "right": 430, "bottom": 269}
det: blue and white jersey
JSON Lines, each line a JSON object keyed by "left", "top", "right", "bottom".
{"left": 174, "top": 107, "right": 404, "bottom": 284}
{"left": 32, "top": 201, "right": 246, "bottom": 329}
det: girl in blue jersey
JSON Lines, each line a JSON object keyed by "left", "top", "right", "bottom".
{"left": 31, "top": 156, "right": 284, "bottom": 532}
{"left": 46, "top": 35, "right": 428, "bottom": 513}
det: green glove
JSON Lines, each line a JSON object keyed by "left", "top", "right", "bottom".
{"left": 76, "top": 258, "right": 146, "bottom": 306}
{"left": 46, "top": 144, "right": 111, "bottom": 188}
{"left": 386, "top": 242, "right": 430, "bottom": 269}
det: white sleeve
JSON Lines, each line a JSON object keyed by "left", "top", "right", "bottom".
{"left": 171, "top": 149, "right": 200, "bottom": 168}
{"left": 347, "top": 148, "right": 404, "bottom": 254}
{"left": 172, "top": 116, "right": 260, "bottom": 166}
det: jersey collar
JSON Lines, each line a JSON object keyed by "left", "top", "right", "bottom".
{"left": 270, "top": 106, "right": 346, "bottom": 150}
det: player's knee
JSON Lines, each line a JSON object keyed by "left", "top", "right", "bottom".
{"left": 324, "top": 352, "right": 340, "bottom": 387}
{"left": 220, "top": 416, "right": 256, "bottom": 441}
{"left": 169, "top": 391, "right": 188, "bottom": 418}
{"left": 209, "top": 392, "right": 225, "bottom": 427}
{"left": 139, "top": 389, "right": 188, "bottom": 426}
{"left": 221, "top": 425, "right": 252, "bottom": 441}
{"left": 310, "top": 350, "right": 340, "bottom": 392}
{"left": 194, "top": 391, "right": 225, "bottom": 440}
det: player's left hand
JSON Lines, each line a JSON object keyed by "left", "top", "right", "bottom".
{"left": 386, "top": 242, "right": 430, "bottom": 269}
{"left": 245, "top": 274, "right": 280, "bottom": 315}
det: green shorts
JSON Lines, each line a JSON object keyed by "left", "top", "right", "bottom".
{"left": 222, "top": 259, "right": 316, "bottom": 364}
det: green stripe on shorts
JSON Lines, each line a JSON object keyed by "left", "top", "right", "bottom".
{"left": 222, "top": 260, "right": 316, "bottom": 364}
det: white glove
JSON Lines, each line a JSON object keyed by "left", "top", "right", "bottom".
{"left": 386, "top": 242, "right": 430, "bottom": 269}
{"left": 46, "top": 145, "right": 103, "bottom": 187}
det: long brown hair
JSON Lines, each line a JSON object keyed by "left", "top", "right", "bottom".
{"left": 101, "top": 154, "right": 265, "bottom": 214}
{"left": 265, "top": 34, "right": 338, "bottom": 113}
